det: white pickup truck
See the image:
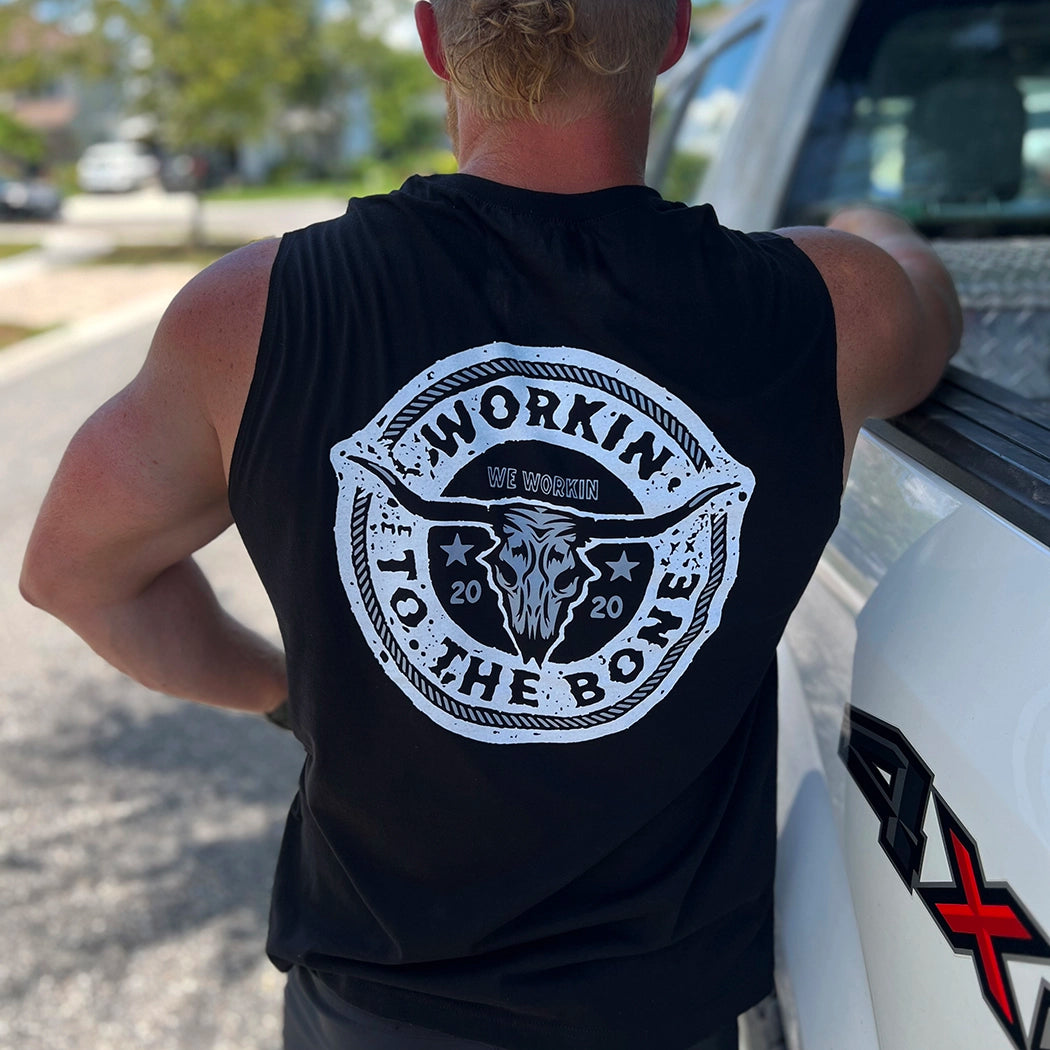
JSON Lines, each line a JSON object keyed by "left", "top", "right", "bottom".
{"left": 650, "top": 2, "right": 1050, "bottom": 1049}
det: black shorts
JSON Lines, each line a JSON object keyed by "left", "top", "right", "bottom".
{"left": 283, "top": 966, "right": 738, "bottom": 1050}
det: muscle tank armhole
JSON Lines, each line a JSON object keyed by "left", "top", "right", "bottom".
{"left": 228, "top": 233, "right": 295, "bottom": 513}
{"left": 756, "top": 231, "right": 846, "bottom": 495}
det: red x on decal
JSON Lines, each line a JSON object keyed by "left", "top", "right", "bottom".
{"left": 919, "top": 797, "right": 1050, "bottom": 1050}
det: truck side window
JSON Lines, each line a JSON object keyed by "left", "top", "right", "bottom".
{"left": 781, "top": 1, "right": 1050, "bottom": 402}
{"left": 659, "top": 29, "right": 760, "bottom": 205}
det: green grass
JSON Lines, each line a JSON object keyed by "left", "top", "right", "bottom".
{"left": 0, "top": 242, "right": 38, "bottom": 261}
{"left": 89, "top": 242, "right": 247, "bottom": 267}
{"left": 0, "top": 322, "right": 51, "bottom": 351}
{"left": 204, "top": 180, "right": 362, "bottom": 202}
{"left": 204, "top": 152, "right": 458, "bottom": 203}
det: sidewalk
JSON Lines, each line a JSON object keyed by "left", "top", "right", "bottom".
{"left": 0, "top": 192, "right": 352, "bottom": 360}
{"left": 0, "top": 259, "right": 199, "bottom": 331}
{"left": 0, "top": 246, "right": 202, "bottom": 387}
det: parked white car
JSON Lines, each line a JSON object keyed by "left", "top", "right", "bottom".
{"left": 651, "top": 2, "right": 1050, "bottom": 1049}
{"left": 75, "top": 141, "right": 160, "bottom": 193}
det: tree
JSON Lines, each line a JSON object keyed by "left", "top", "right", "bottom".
{"left": 322, "top": 10, "right": 444, "bottom": 164}
{"left": 82, "top": 0, "right": 322, "bottom": 240}
{"left": 0, "top": 110, "right": 44, "bottom": 166}
{"left": 6, "top": 0, "right": 443, "bottom": 224}
{"left": 0, "top": 1, "right": 62, "bottom": 92}
{"left": 97, "top": 0, "right": 317, "bottom": 154}
{"left": 0, "top": 1, "right": 82, "bottom": 167}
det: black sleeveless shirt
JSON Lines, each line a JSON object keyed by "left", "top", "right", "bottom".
{"left": 229, "top": 174, "right": 842, "bottom": 1050}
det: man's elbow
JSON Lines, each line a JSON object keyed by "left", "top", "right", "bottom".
{"left": 18, "top": 571, "right": 41, "bottom": 610}
{"left": 20, "top": 547, "right": 57, "bottom": 613}
{"left": 20, "top": 533, "right": 76, "bottom": 620}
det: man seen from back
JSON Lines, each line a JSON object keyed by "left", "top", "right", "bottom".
{"left": 21, "top": 2, "right": 961, "bottom": 1048}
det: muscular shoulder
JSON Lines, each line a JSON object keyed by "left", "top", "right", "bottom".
{"left": 151, "top": 236, "right": 282, "bottom": 471}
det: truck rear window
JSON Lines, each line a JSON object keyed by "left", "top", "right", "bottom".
{"left": 781, "top": 0, "right": 1050, "bottom": 402}
{"left": 782, "top": 1, "right": 1050, "bottom": 234}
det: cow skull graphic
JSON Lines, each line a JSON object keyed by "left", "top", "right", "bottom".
{"left": 347, "top": 455, "right": 736, "bottom": 665}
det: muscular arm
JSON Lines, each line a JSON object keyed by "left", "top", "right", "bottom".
{"left": 777, "top": 208, "right": 963, "bottom": 477}
{"left": 20, "top": 237, "right": 287, "bottom": 714}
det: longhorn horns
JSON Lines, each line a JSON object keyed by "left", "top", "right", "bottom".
{"left": 346, "top": 454, "right": 738, "bottom": 535}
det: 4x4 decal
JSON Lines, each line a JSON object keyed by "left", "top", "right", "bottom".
{"left": 841, "top": 707, "right": 1050, "bottom": 1050}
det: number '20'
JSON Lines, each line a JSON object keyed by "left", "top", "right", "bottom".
{"left": 591, "top": 595, "right": 624, "bottom": 619}
{"left": 450, "top": 580, "right": 484, "bottom": 605}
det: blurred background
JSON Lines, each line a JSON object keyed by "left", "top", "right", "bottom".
{"left": 0, "top": 0, "right": 736, "bottom": 220}
{"left": 1, "top": 0, "right": 450, "bottom": 207}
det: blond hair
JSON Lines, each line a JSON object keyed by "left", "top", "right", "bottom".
{"left": 431, "top": 0, "right": 679, "bottom": 122}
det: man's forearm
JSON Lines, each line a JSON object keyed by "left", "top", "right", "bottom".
{"left": 23, "top": 556, "right": 287, "bottom": 714}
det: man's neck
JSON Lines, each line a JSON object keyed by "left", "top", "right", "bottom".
{"left": 453, "top": 103, "right": 652, "bottom": 194}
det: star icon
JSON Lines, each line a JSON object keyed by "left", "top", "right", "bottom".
{"left": 440, "top": 533, "right": 474, "bottom": 567}
{"left": 606, "top": 549, "right": 640, "bottom": 582}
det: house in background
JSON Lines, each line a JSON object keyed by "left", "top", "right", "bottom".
{"left": 0, "top": 15, "right": 119, "bottom": 167}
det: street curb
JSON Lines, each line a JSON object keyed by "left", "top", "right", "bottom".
{"left": 0, "top": 290, "right": 175, "bottom": 389}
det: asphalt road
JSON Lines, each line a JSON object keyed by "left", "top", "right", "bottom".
{"left": 0, "top": 314, "right": 303, "bottom": 1050}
